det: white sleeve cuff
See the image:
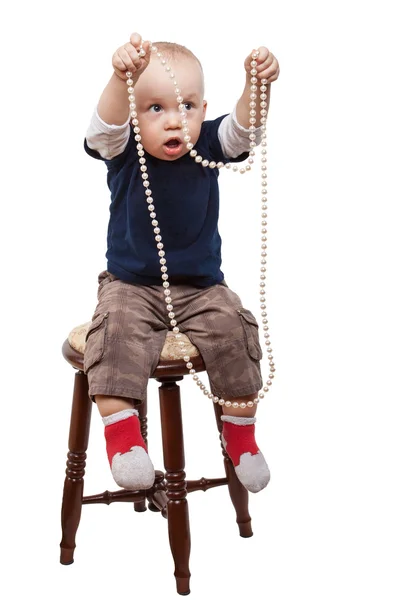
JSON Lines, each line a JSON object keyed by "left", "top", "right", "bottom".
{"left": 85, "top": 108, "right": 131, "bottom": 160}
{"left": 218, "top": 103, "right": 263, "bottom": 159}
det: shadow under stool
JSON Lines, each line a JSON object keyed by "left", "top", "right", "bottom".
{"left": 60, "top": 322, "right": 254, "bottom": 595}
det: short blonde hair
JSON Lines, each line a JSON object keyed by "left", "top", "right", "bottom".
{"left": 151, "top": 41, "right": 203, "bottom": 73}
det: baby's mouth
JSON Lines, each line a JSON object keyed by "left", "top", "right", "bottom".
{"left": 163, "top": 137, "right": 183, "bottom": 156}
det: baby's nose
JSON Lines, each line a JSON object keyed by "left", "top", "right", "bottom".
{"left": 165, "top": 112, "right": 182, "bottom": 129}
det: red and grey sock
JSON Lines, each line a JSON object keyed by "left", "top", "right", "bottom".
{"left": 103, "top": 408, "right": 155, "bottom": 490}
{"left": 221, "top": 415, "right": 270, "bottom": 493}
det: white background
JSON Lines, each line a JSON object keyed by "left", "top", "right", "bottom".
{"left": 1, "top": 1, "right": 399, "bottom": 598}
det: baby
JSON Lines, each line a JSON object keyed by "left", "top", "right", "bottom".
{"left": 84, "top": 33, "right": 280, "bottom": 493}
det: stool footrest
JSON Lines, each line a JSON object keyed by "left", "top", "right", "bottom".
{"left": 82, "top": 489, "right": 146, "bottom": 505}
{"left": 186, "top": 476, "right": 228, "bottom": 493}
{"left": 82, "top": 475, "right": 228, "bottom": 505}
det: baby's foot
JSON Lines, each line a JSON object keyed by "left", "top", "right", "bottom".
{"left": 221, "top": 415, "right": 270, "bottom": 493}
{"left": 103, "top": 408, "right": 155, "bottom": 490}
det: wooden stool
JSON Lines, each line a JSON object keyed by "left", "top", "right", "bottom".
{"left": 60, "top": 322, "right": 253, "bottom": 595}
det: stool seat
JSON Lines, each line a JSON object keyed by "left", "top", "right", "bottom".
{"left": 64, "top": 321, "right": 206, "bottom": 377}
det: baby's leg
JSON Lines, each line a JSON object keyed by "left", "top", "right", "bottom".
{"left": 173, "top": 282, "right": 270, "bottom": 493}
{"left": 95, "top": 394, "right": 155, "bottom": 490}
{"left": 96, "top": 395, "right": 133, "bottom": 417}
{"left": 220, "top": 392, "right": 270, "bottom": 493}
{"left": 84, "top": 271, "right": 168, "bottom": 491}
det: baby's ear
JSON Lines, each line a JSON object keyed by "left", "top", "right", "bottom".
{"left": 202, "top": 100, "right": 208, "bottom": 120}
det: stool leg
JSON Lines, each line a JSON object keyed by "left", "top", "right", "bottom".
{"left": 60, "top": 370, "right": 92, "bottom": 564}
{"left": 213, "top": 403, "right": 253, "bottom": 538}
{"left": 159, "top": 379, "right": 191, "bottom": 596}
{"left": 134, "top": 398, "right": 148, "bottom": 513}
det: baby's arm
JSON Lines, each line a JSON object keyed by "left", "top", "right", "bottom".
{"left": 219, "top": 47, "right": 279, "bottom": 158}
{"left": 98, "top": 33, "right": 150, "bottom": 125}
{"left": 85, "top": 33, "right": 150, "bottom": 160}
{"left": 236, "top": 46, "right": 279, "bottom": 129}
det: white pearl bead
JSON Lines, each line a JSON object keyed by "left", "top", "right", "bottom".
{"left": 218, "top": 399, "right": 225, "bottom": 406}
{"left": 190, "top": 149, "right": 197, "bottom": 157}
{"left": 232, "top": 402, "right": 239, "bottom": 408}
{"left": 195, "top": 156, "right": 202, "bottom": 163}
{"left": 225, "top": 401, "right": 232, "bottom": 408}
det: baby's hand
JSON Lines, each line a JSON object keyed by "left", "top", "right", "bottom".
{"left": 244, "top": 47, "right": 280, "bottom": 84}
{"left": 112, "top": 32, "right": 151, "bottom": 81}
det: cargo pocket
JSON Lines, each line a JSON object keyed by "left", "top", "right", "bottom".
{"left": 237, "top": 308, "right": 263, "bottom": 361}
{"left": 83, "top": 311, "right": 109, "bottom": 373}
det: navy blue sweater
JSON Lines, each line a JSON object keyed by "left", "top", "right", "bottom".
{"left": 84, "top": 114, "right": 248, "bottom": 287}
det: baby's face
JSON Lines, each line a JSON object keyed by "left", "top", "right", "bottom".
{"left": 133, "top": 56, "right": 207, "bottom": 161}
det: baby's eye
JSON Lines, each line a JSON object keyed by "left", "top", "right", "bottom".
{"left": 150, "top": 104, "right": 163, "bottom": 113}
{"left": 184, "top": 102, "right": 193, "bottom": 110}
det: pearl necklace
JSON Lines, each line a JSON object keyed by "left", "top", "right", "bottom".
{"left": 126, "top": 43, "right": 275, "bottom": 409}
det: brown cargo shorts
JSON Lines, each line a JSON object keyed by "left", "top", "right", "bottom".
{"left": 84, "top": 270, "right": 263, "bottom": 403}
